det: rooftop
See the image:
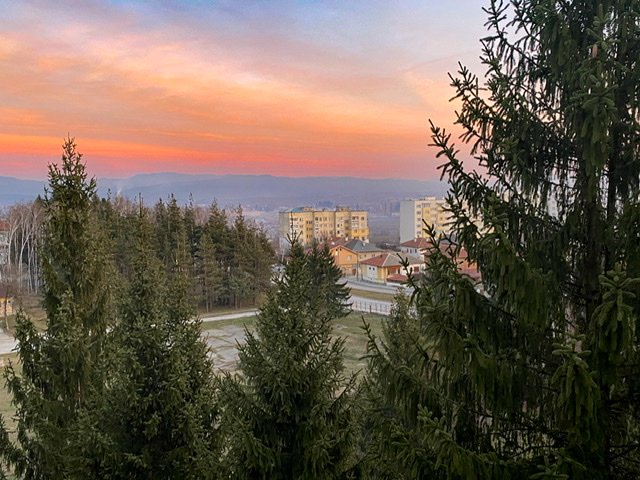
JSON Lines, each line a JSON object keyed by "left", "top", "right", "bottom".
{"left": 399, "top": 237, "right": 433, "bottom": 249}
{"left": 361, "top": 252, "right": 423, "bottom": 268}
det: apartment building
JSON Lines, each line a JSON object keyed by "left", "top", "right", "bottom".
{"left": 399, "top": 196, "right": 451, "bottom": 243}
{"left": 279, "top": 206, "right": 369, "bottom": 248}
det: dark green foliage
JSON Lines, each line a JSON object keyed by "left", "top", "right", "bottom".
{"left": 308, "top": 244, "right": 351, "bottom": 320}
{"left": 95, "top": 197, "right": 275, "bottom": 312}
{"left": 221, "top": 239, "right": 357, "bottom": 479}
{"left": 196, "top": 232, "right": 224, "bottom": 312}
{"left": 75, "top": 208, "right": 220, "bottom": 479}
{"left": 226, "top": 206, "right": 275, "bottom": 308}
{"left": 365, "top": 1, "right": 640, "bottom": 479}
{"left": 0, "top": 138, "right": 113, "bottom": 479}
{"left": 360, "top": 295, "right": 440, "bottom": 479}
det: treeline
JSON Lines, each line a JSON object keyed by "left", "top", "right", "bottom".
{"left": 97, "top": 195, "right": 275, "bottom": 311}
{"left": 1, "top": 188, "right": 275, "bottom": 312}
{"left": 0, "top": 140, "right": 364, "bottom": 478}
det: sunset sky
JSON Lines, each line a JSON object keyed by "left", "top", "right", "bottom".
{"left": 1, "top": 1, "right": 486, "bottom": 180}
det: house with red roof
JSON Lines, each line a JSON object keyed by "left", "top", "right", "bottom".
{"left": 399, "top": 237, "right": 433, "bottom": 255}
{"left": 359, "top": 252, "right": 424, "bottom": 284}
{"left": 323, "top": 238, "right": 390, "bottom": 277}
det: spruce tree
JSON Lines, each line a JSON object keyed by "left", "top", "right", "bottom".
{"left": 196, "top": 232, "right": 223, "bottom": 312}
{"left": 76, "top": 206, "right": 220, "bottom": 479}
{"left": 368, "top": 1, "right": 640, "bottom": 478}
{"left": 221, "top": 239, "right": 357, "bottom": 479}
{"left": 308, "top": 244, "right": 351, "bottom": 319}
{"left": 0, "top": 138, "right": 112, "bottom": 479}
{"left": 361, "top": 294, "right": 440, "bottom": 479}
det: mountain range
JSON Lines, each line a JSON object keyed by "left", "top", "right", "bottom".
{"left": 0, "top": 173, "right": 448, "bottom": 211}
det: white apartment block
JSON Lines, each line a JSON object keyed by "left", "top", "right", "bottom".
{"left": 399, "top": 196, "right": 451, "bottom": 243}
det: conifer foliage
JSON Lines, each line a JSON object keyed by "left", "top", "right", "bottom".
{"left": 0, "top": 138, "right": 113, "bottom": 478}
{"left": 222, "top": 239, "right": 356, "bottom": 479}
{"left": 76, "top": 208, "right": 220, "bottom": 479}
{"left": 366, "top": 1, "right": 640, "bottom": 478}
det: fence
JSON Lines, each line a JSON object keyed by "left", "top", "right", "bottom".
{"left": 349, "top": 300, "right": 391, "bottom": 316}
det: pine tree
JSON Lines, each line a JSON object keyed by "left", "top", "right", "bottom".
{"left": 369, "top": 1, "right": 640, "bottom": 478}
{"left": 75, "top": 206, "right": 220, "bottom": 479}
{"left": 308, "top": 244, "right": 351, "bottom": 319}
{"left": 0, "top": 138, "right": 113, "bottom": 479}
{"left": 221, "top": 239, "right": 357, "bottom": 479}
{"left": 197, "top": 232, "right": 223, "bottom": 312}
{"left": 361, "top": 294, "right": 440, "bottom": 479}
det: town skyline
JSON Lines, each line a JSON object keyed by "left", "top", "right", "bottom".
{"left": 1, "top": 1, "right": 486, "bottom": 180}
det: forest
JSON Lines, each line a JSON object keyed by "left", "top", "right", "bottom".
{"left": 1, "top": 0, "right": 640, "bottom": 478}
{"left": 0, "top": 189, "right": 275, "bottom": 314}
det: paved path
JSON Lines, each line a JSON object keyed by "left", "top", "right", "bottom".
{"left": 0, "top": 296, "right": 392, "bottom": 359}
{"left": 0, "top": 329, "right": 17, "bottom": 356}
{"left": 200, "top": 310, "right": 258, "bottom": 323}
{"left": 346, "top": 278, "right": 410, "bottom": 295}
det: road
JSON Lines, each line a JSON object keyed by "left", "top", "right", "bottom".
{"left": 200, "top": 310, "right": 258, "bottom": 323}
{"left": 0, "top": 329, "right": 17, "bottom": 356}
{"left": 345, "top": 278, "right": 410, "bottom": 295}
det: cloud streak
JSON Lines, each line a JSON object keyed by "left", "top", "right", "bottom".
{"left": 0, "top": 0, "right": 486, "bottom": 180}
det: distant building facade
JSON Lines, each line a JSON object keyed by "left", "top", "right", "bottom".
{"left": 279, "top": 207, "right": 369, "bottom": 248}
{"left": 399, "top": 196, "right": 451, "bottom": 243}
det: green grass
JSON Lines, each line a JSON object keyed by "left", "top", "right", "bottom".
{"left": 201, "top": 311, "right": 387, "bottom": 374}
{"left": 0, "top": 312, "right": 390, "bottom": 439}
{"left": 200, "top": 315, "right": 256, "bottom": 331}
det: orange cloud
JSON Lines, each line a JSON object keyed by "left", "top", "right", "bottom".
{"left": 0, "top": 1, "right": 482, "bottom": 180}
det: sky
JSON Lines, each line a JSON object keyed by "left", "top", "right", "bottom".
{"left": 0, "top": 0, "right": 487, "bottom": 180}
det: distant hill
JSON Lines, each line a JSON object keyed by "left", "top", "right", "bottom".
{"left": 0, "top": 176, "right": 46, "bottom": 205}
{"left": 1, "top": 173, "right": 449, "bottom": 211}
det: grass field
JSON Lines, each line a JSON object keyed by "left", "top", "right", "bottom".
{"left": 202, "top": 311, "right": 386, "bottom": 374}
{"left": 348, "top": 288, "right": 396, "bottom": 303}
{"left": 0, "top": 311, "right": 389, "bottom": 434}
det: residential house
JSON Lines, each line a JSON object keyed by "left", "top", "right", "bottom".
{"left": 359, "top": 253, "right": 424, "bottom": 284}
{"left": 326, "top": 238, "right": 390, "bottom": 277}
{"left": 399, "top": 237, "right": 433, "bottom": 255}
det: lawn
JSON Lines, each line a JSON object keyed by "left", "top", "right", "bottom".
{"left": 202, "top": 311, "right": 387, "bottom": 374}
{"left": 0, "top": 312, "right": 390, "bottom": 440}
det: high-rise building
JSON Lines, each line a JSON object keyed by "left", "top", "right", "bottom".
{"left": 399, "top": 196, "right": 451, "bottom": 243}
{"left": 279, "top": 206, "right": 369, "bottom": 249}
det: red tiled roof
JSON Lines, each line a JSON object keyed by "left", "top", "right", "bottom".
{"left": 386, "top": 273, "right": 408, "bottom": 283}
{"left": 361, "top": 253, "right": 423, "bottom": 268}
{"left": 400, "top": 237, "right": 433, "bottom": 249}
